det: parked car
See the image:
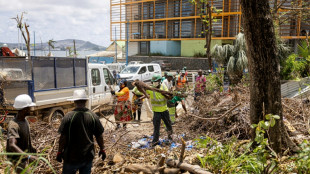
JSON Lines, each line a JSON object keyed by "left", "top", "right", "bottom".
{"left": 128, "top": 61, "right": 144, "bottom": 65}
{"left": 150, "top": 60, "right": 171, "bottom": 71}
{"left": 119, "top": 64, "right": 161, "bottom": 88}
{"left": 107, "top": 63, "right": 126, "bottom": 73}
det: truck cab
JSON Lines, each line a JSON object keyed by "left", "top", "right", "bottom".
{"left": 88, "top": 63, "right": 118, "bottom": 109}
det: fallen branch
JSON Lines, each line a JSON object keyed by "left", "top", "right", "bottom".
{"left": 188, "top": 103, "right": 241, "bottom": 121}
{"left": 99, "top": 112, "right": 116, "bottom": 127}
{"left": 166, "top": 159, "right": 212, "bottom": 174}
{"left": 179, "top": 138, "right": 186, "bottom": 163}
{"left": 124, "top": 164, "right": 180, "bottom": 174}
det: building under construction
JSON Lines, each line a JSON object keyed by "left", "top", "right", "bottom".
{"left": 111, "top": 0, "right": 310, "bottom": 57}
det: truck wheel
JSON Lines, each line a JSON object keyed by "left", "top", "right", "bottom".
{"left": 49, "top": 110, "right": 64, "bottom": 129}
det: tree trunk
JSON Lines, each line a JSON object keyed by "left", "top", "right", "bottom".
{"left": 205, "top": 3, "right": 212, "bottom": 70}
{"left": 240, "top": 0, "right": 297, "bottom": 153}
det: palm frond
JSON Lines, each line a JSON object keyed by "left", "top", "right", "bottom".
{"left": 227, "top": 56, "right": 235, "bottom": 74}
{"left": 298, "top": 40, "right": 310, "bottom": 58}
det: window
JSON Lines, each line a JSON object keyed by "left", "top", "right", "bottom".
{"left": 139, "top": 66, "right": 147, "bottom": 74}
{"left": 91, "top": 69, "right": 101, "bottom": 86}
{"left": 103, "top": 68, "right": 115, "bottom": 85}
{"left": 148, "top": 65, "right": 154, "bottom": 72}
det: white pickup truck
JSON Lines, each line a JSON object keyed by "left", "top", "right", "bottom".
{"left": 0, "top": 56, "right": 117, "bottom": 126}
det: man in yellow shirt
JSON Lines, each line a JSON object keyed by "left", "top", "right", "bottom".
{"left": 136, "top": 74, "right": 173, "bottom": 147}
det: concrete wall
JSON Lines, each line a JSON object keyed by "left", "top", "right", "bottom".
{"left": 128, "top": 42, "right": 139, "bottom": 56}
{"left": 128, "top": 56, "right": 210, "bottom": 70}
{"left": 150, "top": 41, "right": 181, "bottom": 56}
{"left": 181, "top": 40, "right": 222, "bottom": 57}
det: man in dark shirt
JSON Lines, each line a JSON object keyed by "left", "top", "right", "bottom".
{"left": 6, "top": 94, "right": 38, "bottom": 173}
{"left": 56, "top": 90, "right": 106, "bottom": 174}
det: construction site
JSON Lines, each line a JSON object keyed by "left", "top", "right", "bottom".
{"left": 1, "top": 0, "right": 310, "bottom": 174}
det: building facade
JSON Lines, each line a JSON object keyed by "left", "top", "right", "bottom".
{"left": 111, "top": 0, "right": 310, "bottom": 57}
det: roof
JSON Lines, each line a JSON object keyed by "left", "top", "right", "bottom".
{"left": 87, "top": 51, "right": 123, "bottom": 58}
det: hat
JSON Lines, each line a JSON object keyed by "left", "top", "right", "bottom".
{"left": 181, "top": 70, "right": 186, "bottom": 74}
{"left": 13, "top": 94, "right": 36, "bottom": 110}
{"left": 151, "top": 74, "right": 162, "bottom": 82}
{"left": 198, "top": 69, "right": 202, "bottom": 72}
{"left": 167, "top": 73, "right": 173, "bottom": 77}
{"left": 68, "top": 90, "right": 88, "bottom": 101}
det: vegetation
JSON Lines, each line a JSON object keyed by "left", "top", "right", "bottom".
{"left": 280, "top": 39, "right": 310, "bottom": 80}
{"left": 212, "top": 33, "right": 247, "bottom": 84}
{"left": 47, "top": 39, "right": 56, "bottom": 57}
{"left": 195, "top": 114, "right": 310, "bottom": 173}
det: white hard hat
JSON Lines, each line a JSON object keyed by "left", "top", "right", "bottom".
{"left": 68, "top": 90, "right": 88, "bottom": 101}
{"left": 3, "top": 44, "right": 8, "bottom": 47}
{"left": 13, "top": 94, "right": 36, "bottom": 110}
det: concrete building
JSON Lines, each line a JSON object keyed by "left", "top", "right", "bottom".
{"left": 111, "top": 0, "right": 310, "bottom": 57}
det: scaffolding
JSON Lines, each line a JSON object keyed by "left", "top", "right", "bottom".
{"left": 110, "top": 0, "right": 310, "bottom": 41}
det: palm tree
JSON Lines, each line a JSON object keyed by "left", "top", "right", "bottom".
{"left": 66, "top": 46, "right": 73, "bottom": 57}
{"left": 212, "top": 33, "right": 247, "bottom": 84}
{"left": 47, "top": 39, "right": 56, "bottom": 57}
{"left": 212, "top": 33, "right": 290, "bottom": 84}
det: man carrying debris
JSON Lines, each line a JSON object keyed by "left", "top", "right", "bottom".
{"left": 163, "top": 73, "right": 177, "bottom": 124}
{"left": 138, "top": 74, "right": 173, "bottom": 147}
{"left": 111, "top": 80, "right": 132, "bottom": 129}
{"left": 194, "top": 69, "right": 207, "bottom": 101}
{"left": 56, "top": 90, "right": 106, "bottom": 174}
{"left": 6, "top": 94, "right": 38, "bottom": 173}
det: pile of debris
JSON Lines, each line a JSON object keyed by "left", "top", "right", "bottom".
{"left": 2, "top": 83, "right": 310, "bottom": 173}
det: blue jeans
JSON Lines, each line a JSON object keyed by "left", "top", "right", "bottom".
{"left": 63, "top": 160, "right": 92, "bottom": 174}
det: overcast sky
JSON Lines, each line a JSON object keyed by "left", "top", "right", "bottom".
{"left": 0, "top": 0, "right": 110, "bottom": 47}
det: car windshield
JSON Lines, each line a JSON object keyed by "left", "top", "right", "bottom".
{"left": 121, "top": 66, "right": 140, "bottom": 74}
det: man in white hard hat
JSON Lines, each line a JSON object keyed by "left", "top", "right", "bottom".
{"left": 56, "top": 90, "right": 106, "bottom": 174}
{"left": 6, "top": 94, "right": 38, "bottom": 173}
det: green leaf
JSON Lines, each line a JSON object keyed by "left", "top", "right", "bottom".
{"left": 265, "top": 114, "right": 271, "bottom": 120}
{"left": 273, "top": 115, "right": 280, "bottom": 120}
{"left": 270, "top": 118, "right": 276, "bottom": 127}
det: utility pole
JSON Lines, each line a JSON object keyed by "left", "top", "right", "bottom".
{"left": 115, "top": 27, "right": 117, "bottom": 63}
{"left": 73, "top": 40, "right": 76, "bottom": 57}
{"left": 33, "top": 31, "right": 35, "bottom": 56}
{"left": 126, "top": 20, "right": 129, "bottom": 65}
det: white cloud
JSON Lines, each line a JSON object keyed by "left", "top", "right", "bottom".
{"left": 0, "top": 0, "right": 111, "bottom": 46}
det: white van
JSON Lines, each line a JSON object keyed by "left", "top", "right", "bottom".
{"left": 119, "top": 63, "right": 161, "bottom": 85}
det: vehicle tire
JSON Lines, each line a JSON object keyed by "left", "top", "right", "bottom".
{"left": 49, "top": 110, "right": 64, "bottom": 130}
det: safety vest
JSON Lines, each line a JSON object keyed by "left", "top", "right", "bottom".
{"left": 148, "top": 85, "right": 168, "bottom": 112}
{"left": 177, "top": 75, "right": 187, "bottom": 88}
{"left": 117, "top": 87, "right": 130, "bottom": 101}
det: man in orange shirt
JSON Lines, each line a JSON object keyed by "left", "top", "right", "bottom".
{"left": 111, "top": 80, "right": 132, "bottom": 129}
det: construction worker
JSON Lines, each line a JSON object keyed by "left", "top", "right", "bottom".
{"left": 139, "top": 74, "right": 173, "bottom": 146}
{"left": 195, "top": 69, "right": 207, "bottom": 100}
{"left": 175, "top": 70, "right": 187, "bottom": 116}
{"left": 161, "top": 71, "right": 168, "bottom": 82}
{"left": 57, "top": 90, "right": 106, "bottom": 174}
{"left": 132, "top": 86, "right": 144, "bottom": 122}
{"left": 56, "top": 90, "right": 106, "bottom": 174}
{"left": 183, "top": 67, "right": 188, "bottom": 77}
{"left": 176, "top": 70, "right": 188, "bottom": 89}
{"left": 6, "top": 94, "right": 38, "bottom": 173}
{"left": 111, "top": 80, "right": 131, "bottom": 129}
{"left": 163, "top": 73, "right": 176, "bottom": 124}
